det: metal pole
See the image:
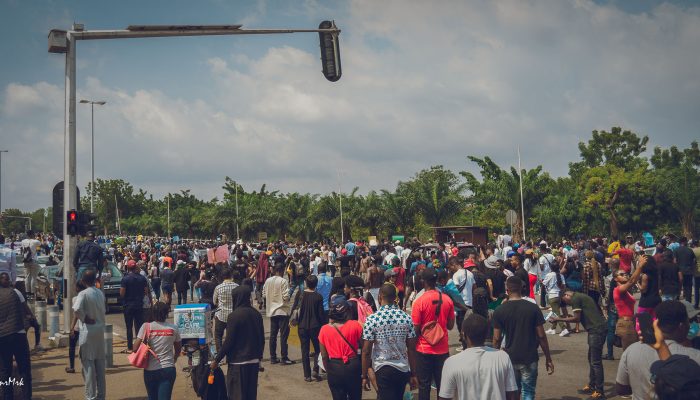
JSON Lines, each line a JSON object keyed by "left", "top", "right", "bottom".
{"left": 518, "top": 146, "right": 526, "bottom": 242}
{"left": 338, "top": 170, "right": 343, "bottom": 243}
{"left": 91, "top": 102, "right": 94, "bottom": 213}
{"left": 63, "top": 31, "right": 77, "bottom": 333}
{"left": 167, "top": 195, "right": 170, "bottom": 238}
{"left": 36, "top": 300, "right": 47, "bottom": 332}
{"left": 104, "top": 324, "right": 113, "bottom": 367}
{"left": 0, "top": 150, "right": 7, "bottom": 213}
{"left": 235, "top": 182, "right": 239, "bottom": 240}
{"left": 48, "top": 304, "right": 59, "bottom": 337}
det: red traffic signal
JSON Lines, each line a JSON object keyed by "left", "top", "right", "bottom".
{"left": 67, "top": 209, "right": 79, "bottom": 236}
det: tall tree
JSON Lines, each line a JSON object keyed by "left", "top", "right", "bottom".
{"left": 651, "top": 142, "right": 700, "bottom": 237}
{"left": 406, "top": 166, "right": 465, "bottom": 227}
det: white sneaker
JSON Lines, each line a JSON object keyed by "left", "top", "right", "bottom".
{"left": 545, "top": 329, "right": 556, "bottom": 335}
{"left": 559, "top": 329, "right": 570, "bottom": 337}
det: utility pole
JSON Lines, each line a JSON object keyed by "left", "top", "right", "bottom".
{"left": 49, "top": 22, "right": 341, "bottom": 333}
{"left": 518, "top": 146, "right": 526, "bottom": 242}
{"left": 235, "top": 181, "right": 240, "bottom": 240}
{"left": 0, "top": 150, "right": 7, "bottom": 213}
{"left": 79, "top": 99, "right": 106, "bottom": 213}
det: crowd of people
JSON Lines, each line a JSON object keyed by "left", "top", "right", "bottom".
{"left": 1, "top": 229, "right": 700, "bottom": 399}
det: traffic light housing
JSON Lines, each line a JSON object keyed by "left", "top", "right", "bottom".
{"left": 319, "top": 20, "right": 341, "bottom": 82}
{"left": 67, "top": 210, "right": 79, "bottom": 236}
{"left": 77, "top": 212, "right": 98, "bottom": 236}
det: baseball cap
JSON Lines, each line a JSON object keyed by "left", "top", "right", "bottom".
{"left": 384, "top": 268, "right": 398, "bottom": 278}
{"left": 650, "top": 354, "right": 700, "bottom": 395}
{"left": 341, "top": 248, "right": 348, "bottom": 255}
{"left": 525, "top": 249, "right": 534, "bottom": 255}
{"left": 126, "top": 260, "right": 137, "bottom": 268}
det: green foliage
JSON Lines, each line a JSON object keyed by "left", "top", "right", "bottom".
{"left": 5, "top": 131, "right": 699, "bottom": 241}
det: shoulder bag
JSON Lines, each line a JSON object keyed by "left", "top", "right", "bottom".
{"left": 128, "top": 322, "right": 159, "bottom": 368}
{"left": 421, "top": 292, "right": 446, "bottom": 346}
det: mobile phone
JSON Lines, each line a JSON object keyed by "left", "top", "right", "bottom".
{"left": 637, "top": 313, "right": 656, "bottom": 345}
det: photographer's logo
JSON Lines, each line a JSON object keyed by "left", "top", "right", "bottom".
{"left": 0, "top": 377, "right": 24, "bottom": 386}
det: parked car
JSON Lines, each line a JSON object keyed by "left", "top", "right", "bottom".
{"left": 100, "top": 262, "right": 123, "bottom": 312}
{"left": 36, "top": 264, "right": 63, "bottom": 305}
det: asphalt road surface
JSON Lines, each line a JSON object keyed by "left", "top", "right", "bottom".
{"left": 98, "top": 302, "right": 626, "bottom": 400}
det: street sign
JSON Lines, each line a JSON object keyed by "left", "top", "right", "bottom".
{"left": 505, "top": 209, "right": 517, "bottom": 225}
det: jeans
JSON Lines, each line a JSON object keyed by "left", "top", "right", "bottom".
{"left": 226, "top": 363, "right": 259, "bottom": 400}
{"left": 605, "top": 311, "right": 618, "bottom": 357}
{"left": 375, "top": 366, "right": 410, "bottom": 400}
{"left": 143, "top": 367, "right": 176, "bottom": 400}
{"left": 151, "top": 280, "right": 161, "bottom": 301}
{"left": 298, "top": 326, "right": 321, "bottom": 378}
{"left": 124, "top": 305, "right": 144, "bottom": 351}
{"left": 326, "top": 357, "right": 362, "bottom": 400}
{"left": 415, "top": 352, "right": 448, "bottom": 400}
{"left": 177, "top": 291, "right": 187, "bottom": 305}
{"left": 682, "top": 274, "right": 694, "bottom": 302}
{"left": 81, "top": 353, "right": 106, "bottom": 400}
{"left": 269, "top": 316, "right": 290, "bottom": 359}
{"left": 662, "top": 293, "right": 678, "bottom": 302}
{"left": 77, "top": 265, "right": 97, "bottom": 283}
{"left": 695, "top": 276, "right": 700, "bottom": 308}
{"left": 214, "top": 317, "right": 226, "bottom": 354}
{"left": 587, "top": 329, "right": 606, "bottom": 392}
{"left": 289, "top": 279, "right": 305, "bottom": 310}
{"left": 512, "top": 361, "right": 538, "bottom": 400}
{"left": 0, "top": 333, "right": 32, "bottom": 400}
{"left": 69, "top": 331, "right": 79, "bottom": 369}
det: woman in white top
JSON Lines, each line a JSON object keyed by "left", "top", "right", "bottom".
{"left": 542, "top": 263, "right": 567, "bottom": 335}
{"left": 133, "top": 301, "right": 181, "bottom": 400}
{"left": 523, "top": 250, "right": 539, "bottom": 301}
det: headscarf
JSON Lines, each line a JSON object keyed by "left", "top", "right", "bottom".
{"left": 256, "top": 252, "right": 270, "bottom": 284}
{"left": 231, "top": 285, "right": 253, "bottom": 310}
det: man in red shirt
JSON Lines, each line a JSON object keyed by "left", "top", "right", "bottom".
{"left": 613, "top": 238, "right": 635, "bottom": 273}
{"left": 411, "top": 268, "right": 455, "bottom": 400}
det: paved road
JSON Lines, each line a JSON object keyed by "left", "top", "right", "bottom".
{"left": 30, "top": 303, "right": 627, "bottom": 399}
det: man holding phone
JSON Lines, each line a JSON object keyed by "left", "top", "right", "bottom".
{"left": 615, "top": 301, "right": 700, "bottom": 399}
{"left": 550, "top": 290, "right": 607, "bottom": 399}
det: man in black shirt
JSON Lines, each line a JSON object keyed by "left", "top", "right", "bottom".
{"left": 493, "top": 276, "right": 554, "bottom": 400}
{"left": 659, "top": 250, "right": 682, "bottom": 301}
{"left": 211, "top": 285, "right": 264, "bottom": 400}
{"left": 119, "top": 260, "right": 150, "bottom": 352}
{"left": 675, "top": 237, "right": 697, "bottom": 302}
{"left": 73, "top": 232, "right": 105, "bottom": 281}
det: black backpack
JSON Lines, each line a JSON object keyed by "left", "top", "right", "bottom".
{"left": 22, "top": 246, "right": 33, "bottom": 263}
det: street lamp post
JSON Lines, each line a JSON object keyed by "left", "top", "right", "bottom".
{"left": 0, "top": 150, "right": 7, "bottom": 213}
{"left": 79, "top": 100, "right": 106, "bottom": 213}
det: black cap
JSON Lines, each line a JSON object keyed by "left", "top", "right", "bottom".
{"left": 650, "top": 354, "right": 700, "bottom": 392}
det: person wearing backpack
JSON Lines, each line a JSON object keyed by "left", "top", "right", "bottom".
{"left": 410, "top": 268, "right": 455, "bottom": 400}
{"left": 344, "top": 275, "right": 373, "bottom": 324}
{"left": 21, "top": 231, "right": 41, "bottom": 298}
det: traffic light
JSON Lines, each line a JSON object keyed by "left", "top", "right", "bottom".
{"left": 67, "top": 210, "right": 79, "bottom": 236}
{"left": 319, "top": 20, "right": 341, "bottom": 82}
{"left": 77, "top": 212, "right": 98, "bottom": 236}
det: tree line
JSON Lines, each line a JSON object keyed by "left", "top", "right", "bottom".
{"left": 2, "top": 127, "right": 698, "bottom": 242}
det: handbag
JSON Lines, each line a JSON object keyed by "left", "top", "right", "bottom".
{"left": 128, "top": 322, "right": 158, "bottom": 368}
{"left": 421, "top": 292, "right": 446, "bottom": 346}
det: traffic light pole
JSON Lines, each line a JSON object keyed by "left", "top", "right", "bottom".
{"left": 63, "top": 31, "right": 77, "bottom": 334}
{"left": 51, "top": 23, "right": 341, "bottom": 333}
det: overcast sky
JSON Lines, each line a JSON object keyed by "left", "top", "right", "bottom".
{"left": 1, "top": 0, "right": 699, "bottom": 212}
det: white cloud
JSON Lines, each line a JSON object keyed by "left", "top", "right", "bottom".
{"left": 1, "top": 0, "right": 699, "bottom": 212}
